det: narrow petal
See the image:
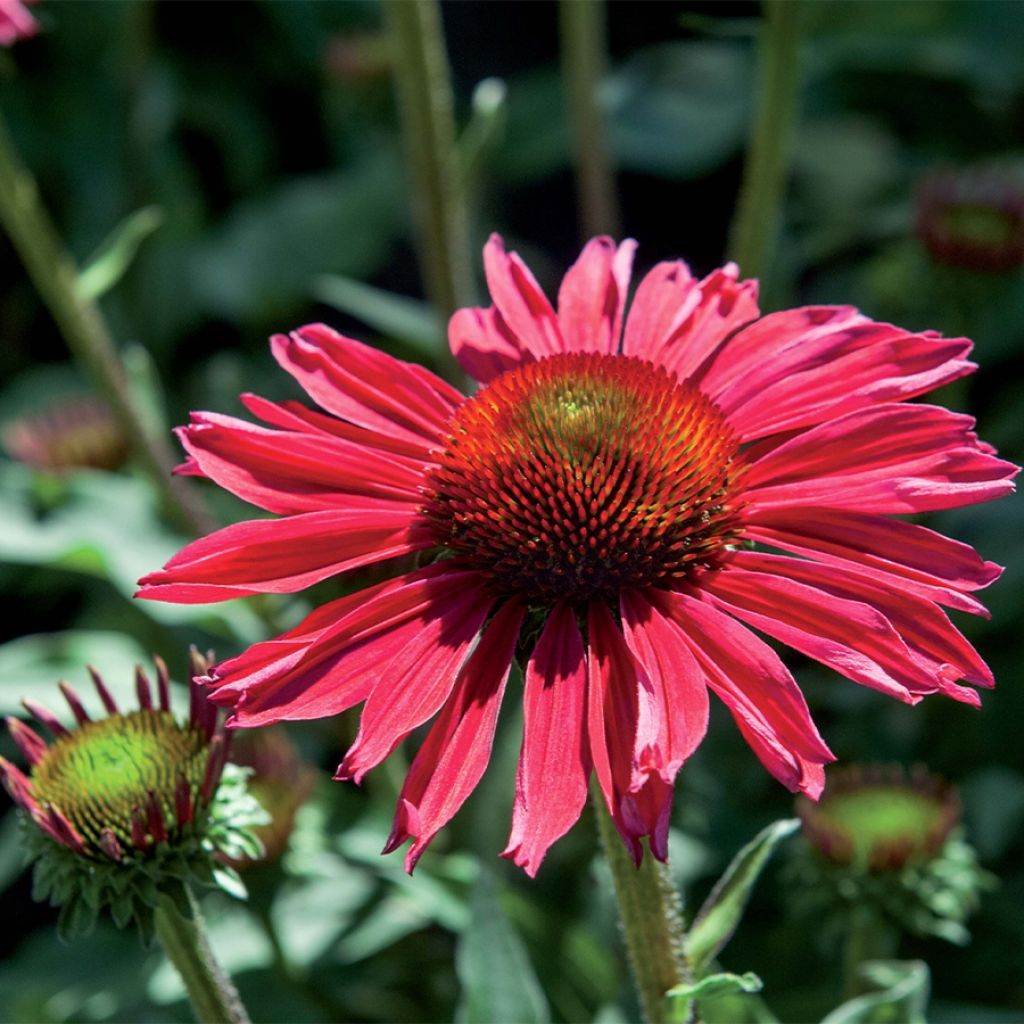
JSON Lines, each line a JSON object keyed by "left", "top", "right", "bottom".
{"left": 743, "top": 404, "right": 1018, "bottom": 515}
{"left": 743, "top": 506, "right": 1001, "bottom": 615}
{"left": 384, "top": 600, "right": 525, "bottom": 871}
{"left": 177, "top": 411, "right": 434, "bottom": 514}
{"left": 557, "top": 237, "right": 637, "bottom": 355}
{"left": 449, "top": 305, "right": 526, "bottom": 383}
{"left": 702, "top": 563, "right": 939, "bottom": 702}
{"left": 503, "top": 604, "right": 590, "bottom": 876}
{"left": 667, "top": 591, "right": 834, "bottom": 797}
{"left": 701, "top": 308, "right": 975, "bottom": 440}
{"left": 482, "top": 234, "right": 564, "bottom": 358}
{"left": 137, "top": 506, "right": 434, "bottom": 602}
{"left": 623, "top": 261, "right": 759, "bottom": 379}
{"left": 271, "top": 324, "right": 461, "bottom": 445}
{"left": 336, "top": 585, "right": 497, "bottom": 783}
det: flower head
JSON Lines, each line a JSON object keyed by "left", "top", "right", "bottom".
{"left": 138, "top": 236, "right": 1017, "bottom": 875}
{"left": 0, "top": 653, "right": 266, "bottom": 939}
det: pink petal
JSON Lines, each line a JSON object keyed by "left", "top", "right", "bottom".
{"left": 703, "top": 562, "right": 938, "bottom": 703}
{"left": 0, "top": 0, "right": 37, "bottom": 46}
{"left": 667, "top": 591, "right": 834, "bottom": 797}
{"left": 701, "top": 308, "right": 975, "bottom": 440}
{"left": 743, "top": 404, "right": 1018, "bottom": 515}
{"left": 502, "top": 604, "right": 590, "bottom": 876}
{"left": 136, "top": 506, "right": 434, "bottom": 602}
{"left": 482, "top": 234, "right": 564, "bottom": 359}
{"left": 271, "top": 324, "right": 461, "bottom": 445}
{"left": 177, "top": 412, "right": 434, "bottom": 514}
{"left": 733, "top": 553, "right": 993, "bottom": 700}
{"left": 384, "top": 600, "right": 525, "bottom": 871}
{"left": 623, "top": 261, "right": 759, "bottom": 379}
{"left": 743, "top": 506, "right": 1001, "bottom": 616}
{"left": 448, "top": 305, "right": 527, "bottom": 383}
{"left": 557, "top": 237, "right": 637, "bottom": 355}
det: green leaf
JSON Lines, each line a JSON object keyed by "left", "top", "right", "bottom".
{"left": 313, "top": 274, "right": 441, "bottom": 355}
{"left": 665, "top": 972, "right": 764, "bottom": 1024}
{"left": 821, "top": 961, "right": 930, "bottom": 1024}
{"left": 455, "top": 867, "right": 550, "bottom": 1024}
{"left": 685, "top": 819, "right": 800, "bottom": 974}
{"left": 76, "top": 206, "right": 164, "bottom": 301}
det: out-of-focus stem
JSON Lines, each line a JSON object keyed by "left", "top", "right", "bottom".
{"left": 383, "top": 0, "right": 471, "bottom": 380}
{"left": 154, "top": 889, "right": 250, "bottom": 1024}
{"left": 842, "top": 904, "right": 900, "bottom": 1000}
{"left": 559, "top": 0, "right": 620, "bottom": 239}
{"left": 592, "top": 780, "right": 691, "bottom": 1023}
{"left": 726, "top": 0, "right": 804, "bottom": 294}
{"left": 0, "top": 109, "right": 210, "bottom": 536}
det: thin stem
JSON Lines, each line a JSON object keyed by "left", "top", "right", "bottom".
{"left": 726, "top": 0, "right": 804, "bottom": 297}
{"left": 592, "top": 781, "right": 690, "bottom": 1024}
{"left": 559, "top": 0, "right": 620, "bottom": 239}
{"left": 0, "top": 108, "right": 211, "bottom": 536}
{"left": 154, "top": 888, "right": 250, "bottom": 1024}
{"left": 382, "top": 0, "right": 471, "bottom": 379}
{"left": 841, "top": 904, "right": 899, "bottom": 1000}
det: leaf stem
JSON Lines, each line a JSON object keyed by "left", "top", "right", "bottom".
{"left": 0, "top": 108, "right": 211, "bottom": 536}
{"left": 382, "top": 0, "right": 471, "bottom": 380}
{"left": 154, "top": 888, "right": 250, "bottom": 1024}
{"left": 592, "top": 781, "right": 691, "bottom": 1023}
{"left": 559, "top": 0, "right": 620, "bottom": 239}
{"left": 842, "top": 904, "right": 900, "bottom": 1000}
{"left": 726, "top": 0, "right": 805, "bottom": 297}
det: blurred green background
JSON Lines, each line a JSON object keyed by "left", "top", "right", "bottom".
{"left": 1, "top": 1, "right": 1022, "bottom": 1021}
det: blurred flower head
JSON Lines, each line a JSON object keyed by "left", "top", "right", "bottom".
{"left": 0, "top": 0, "right": 37, "bottom": 47}
{"left": 915, "top": 164, "right": 1024, "bottom": 273}
{"left": 138, "top": 235, "right": 1016, "bottom": 876}
{"left": 2, "top": 395, "right": 129, "bottom": 473}
{"left": 0, "top": 652, "right": 266, "bottom": 940}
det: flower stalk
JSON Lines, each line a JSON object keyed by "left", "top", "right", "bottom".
{"left": 154, "top": 888, "right": 251, "bottom": 1024}
{"left": 591, "top": 781, "right": 690, "bottom": 1024}
{"left": 0, "top": 107, "right": 210, "bottom": 535}
{"left": 726, "top": 0, "right": 805, "bottom": 294}
{"left": 382, "top": 0, "right": 471, "bottom": 378}
{"left": 559, "top": 0, "right": 620, "bottom": 239}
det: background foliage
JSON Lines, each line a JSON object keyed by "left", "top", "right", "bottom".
{"left": 1, "top": 1, "right": 1022, "bottom": 1021}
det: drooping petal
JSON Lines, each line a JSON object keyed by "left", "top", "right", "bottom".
{"left": 271, "top": 324, "right": 461, "bottom": 445}
{"left": 177, "top": 412, "right": 434, "bottom": 514}
{"left": 742, "top": 404, "right": 1018, "bottom": 515}
{"left": 557, "top": 237, "right": 637, "bottom": 355}
{"left": 623, "top": 261, "right": 759, "bottom": 379}
{"left": 702, "top": 562, "right": 939, "bottom": 702}
{"left": 503, "top": 604, "right": 590, "bottom": 876}
{"left": 482, "top": 234, "right": 564, "bottom": 359}
{"left": 449, "top": 305, "right": 528, "bottom": 384}
{"left": 667, "top": 591, "right": 834, "bottom": 797}
{"left": 136, "top": 506, "right": 434, "bottom": 602}
{"left": 384, "top": 600, "right": 525, "bottom": 871}
{"left": 743, "top": 506, "right": 1001, "bottom": 615}
{"left": 700, "top": 307, "right": 975, "bottom": 440}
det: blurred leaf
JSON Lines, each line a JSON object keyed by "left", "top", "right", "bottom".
{"left": 455, "top": 867, "right": 550, "bottom": 1024}
{"left": 76, "top": 207, "right": 164, "bottom": 302}
{"left": 0, "top": 630, "right": 154, "bottom": 717}
{"left": 313, "top": 274, "right": 442, "bottom": 356}
{"left": 820, "top": 961, "right": 929, "bottom": 1024}
{"left": 665, "top": 971, "right": 764, "bottom": 1024}
{"left": 0, "top": 811, "right": 27, "bottom": 896}
{"left": 685, "top": 819, "right": 800, "bottom": 974}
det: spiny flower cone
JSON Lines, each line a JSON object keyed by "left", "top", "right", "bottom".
{"left": 0, "top": 652, "right": 267, "bottom": 941}
{"left": 138, "top": 235, "right": 1017, "bottom": 876}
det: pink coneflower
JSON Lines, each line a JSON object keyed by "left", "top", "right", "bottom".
{"left": 138, "top": 236, "right": 1016, "bottom": 876}
{"left": 0, "top": 0, "right": 38, "bottom": 46}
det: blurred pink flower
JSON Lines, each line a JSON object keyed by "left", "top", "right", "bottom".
{"left": 0, "top": 0, "right": 37, "bottom": 47}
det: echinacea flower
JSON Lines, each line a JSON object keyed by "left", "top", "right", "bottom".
{"left": 0, "top": 653, "right": 266, "bottom": 939}
{"left": 0, "top": 0, "right": 38, "bottom": 46}
{"left": 138, "top": 236, "right": 1017, "bottom": 876}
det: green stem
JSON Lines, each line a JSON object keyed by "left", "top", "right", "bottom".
{"left": 592, "top": 781, "right": 691, "bottom": 1024}
{"left": 382, "top": 0, "right": 471, "bottom": 379}
{"left": 0, "top": 108, "right": 211, "bottom": 536}
{"left": 154, "top": 889, "right": 250, "bottom": 1024}
{"left": 726, "top": 0, "right": 805, "bottom": 297}
{"left": 841, "top": 904, "right": 899, "bottom": 1000}
{"left": 559, "top": 0, "right": 620, "bottom": 239}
